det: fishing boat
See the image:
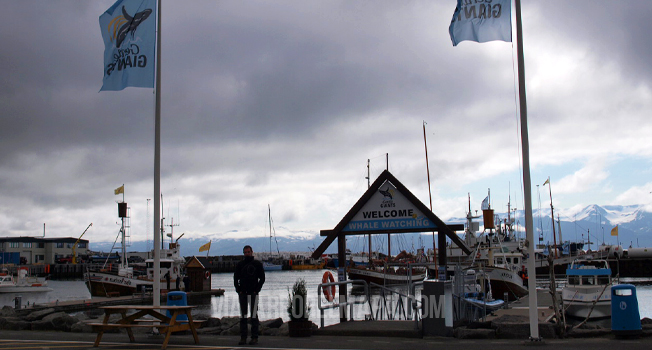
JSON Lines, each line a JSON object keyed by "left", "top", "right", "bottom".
{"left": 262, "top": 204, "right": 283, "bottom": 271}
{"left": 289, "top": 255, "right": 326, "bottom": 270}
{"left": 443, "top": 194, "right": 528, "bottom": 301}
{"left": 0, "top": 268, "right": 52, "bottom": 293}
{"left": 85, "top": 199, "right": 185, "bottom": 297}
{"left": 86, "top": 241, "right": 185, "bottom": 297}
{"left": 481, "top": 250, "right": 529, "bottom": 301}
{"left": 562, "top": 259, "right": 613, "bottom": 319}
{"left": 347, "top": 264, "right": 427, "bottom": 285}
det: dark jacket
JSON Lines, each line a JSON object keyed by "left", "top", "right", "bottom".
{"left": 234, "top": 257, "right": 265, "bottom": 294}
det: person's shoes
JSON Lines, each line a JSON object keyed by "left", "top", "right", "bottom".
{"left": 249, "top": 338, "right": 258, "bottom": 345}
{"left": 238, "top": 337, "right": 247, "bottom": 345}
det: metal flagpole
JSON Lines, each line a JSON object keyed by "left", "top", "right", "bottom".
{"left": 515, "top": 0, "right": 540, "bottom": 341}
{"left": 153, "top": 0, "right": 162, "bottom": 308}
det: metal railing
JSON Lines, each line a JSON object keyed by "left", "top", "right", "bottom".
{"left": 317, "top": 279, "right": 372, "bottom": 328}
{"left": 369, "top": 280, "right": 424, "bottom": 330}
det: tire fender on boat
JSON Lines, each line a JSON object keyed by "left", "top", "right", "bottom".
{"left": 322, "top": 271, "right": 336, "bottom": 302}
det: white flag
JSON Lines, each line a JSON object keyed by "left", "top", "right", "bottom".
{"left": 481, "top": 196, "right": 489, "bottom": 210}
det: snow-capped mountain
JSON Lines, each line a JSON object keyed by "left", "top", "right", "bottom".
{"left": 496, "top": 204, "right": 652, "bottom": 250}
{"left": 91, "top": 204, "right": 652, "bottom": 257}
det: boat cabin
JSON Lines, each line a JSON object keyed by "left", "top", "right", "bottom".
{"left": 566, "top": 260, "right": 611, "bottom": 286}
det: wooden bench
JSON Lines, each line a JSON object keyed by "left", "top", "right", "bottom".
{"left": 90, "top": 305, "right": 200, "bottom": 350}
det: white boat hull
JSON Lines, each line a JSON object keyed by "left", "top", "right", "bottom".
{"left": 562, "top": 286, "right": 612, "bottom": 319}
{"left": 562, "top": 259, "right": 612, "bottom": 319}
{"left": 263, "top": 262, "right": 283, "bottom": 271}
{"left": 85, "top": 271, "right": 152, "bottom": 297}
{"left": 478, "top": 266, "right": 528, "bottom": 301}
{"left": 0, "top": 286, "right": 53, "bottom": 293}
{"left": 348, "top": 267, "right": 426, "bottom": 285}
{"left": 0, "top": 272, "right": 52, "bottom": 293}
{"left": 564, "top": 299, "right": 611, "bottom": 319}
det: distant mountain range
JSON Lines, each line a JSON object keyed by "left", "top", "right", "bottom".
{"left": 90, "top": 204, "right": 652, "bottom": 258}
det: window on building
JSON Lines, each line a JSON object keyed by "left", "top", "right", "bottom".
{"left": 67, "top": 243, "right": 73, "bottom": 248}
{"left": 78, "top": 242, "right": 87, "bottom": 248}
{"left": 9, "top": 242, "right": 19, "bottom": 248}
{"left": 35, "top": 255, "right": 45, "bottom": 262}
{"left": 56, "top": 243, "right": 64, "bottom": 248}
{"left": 37, "top": 242, "right": 45, "bottom": 248}
{"left": 23, "top": 242, "right": 32, "bottom": 248}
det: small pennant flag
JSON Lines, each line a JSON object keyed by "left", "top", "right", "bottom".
{"left": 114, "top": 185, "right": 124, "bottom": 195}
{"left": 199, "top": 241, "right": 212, "bottom": 252}
{"left": 543, "top": 178, "right": 550, "bottom": 186}
{"left": 611, "top": 226, "right": 619, "bottom": 236}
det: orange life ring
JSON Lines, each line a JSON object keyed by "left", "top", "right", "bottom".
{"left": 173, "top": 266, "right": 178, "bottom": 274}
{"left": 205, "top": 270, "right": 210, "bottom": 279}
{"left": 476, "top": 251, "right": 481, "bottom": 259}
{"left": 322, "top": 271, "right": 336, "bottom": 302}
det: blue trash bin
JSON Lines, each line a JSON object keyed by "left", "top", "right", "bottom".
{"left": 611, "top": 284, "right": 641, "bottom": 337}
{"left": 166, "top": 291, "right": 189, "bottom": 322}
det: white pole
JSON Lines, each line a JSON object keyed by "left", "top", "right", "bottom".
{"left": 515, "top": 0, "right": 540, "bottom": 340}
{"left": 153, "top": 0, "right": 162, "bottom": 308}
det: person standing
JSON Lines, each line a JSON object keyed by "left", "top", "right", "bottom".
{"left": 234, "top": 245, "right": 265, "bottom": 345}
{"left": 165, "top": 270, "right": 171, "bottom": 291}
{"left": 183, "top": 274, "right": 191, "bottom": 292}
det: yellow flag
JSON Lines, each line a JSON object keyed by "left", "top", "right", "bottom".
{"left": 611, "top": 226, "right": 618, "bottom": 236}
{"left": 199, "top": 241, "right": 211, "bottom": 252}
{"left": 543, "top": 178, "right": 550, "bottom": 186}
{"left": 114, "top": 185, "right": 124, "bottom": 195}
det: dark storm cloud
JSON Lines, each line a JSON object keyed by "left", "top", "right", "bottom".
{"left": 530, "top": 1, "right": 652, "bottom": 83}
{"left": 1, "top": 1, "right": 651, "bottom": 243}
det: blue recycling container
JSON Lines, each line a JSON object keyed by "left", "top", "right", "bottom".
{"left": 611, "top": 284, "right": 641, "bottom": 337}
{"left": 166, "top": 291, "right": 188, "bottom": 322}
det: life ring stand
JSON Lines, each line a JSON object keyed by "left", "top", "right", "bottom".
{"left": 205, "top": 270, "right": 210, "bottom": 279}
{"left": 173, "top": 266, "right": 178, "bottom": 274}
{"left": 322, "top": 271, "right": 336, "bottom": 302}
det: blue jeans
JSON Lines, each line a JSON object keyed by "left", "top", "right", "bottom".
{"left": 238, "top": 293, "right": 259, "bottom": 338}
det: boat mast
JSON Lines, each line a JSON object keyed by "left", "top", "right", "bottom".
{"left": 537, "top": 185, "right": 544, "bottom": 246}
{"left": 545, "top": 177, "right": 557, "bottom": 258}
{"left": 385, "top": 153, "right": 390, "bottom": 259}
{"left": 366, "top": 159, "right": 372, "bottom": 264}
{"left": 557, "top": 214, "right": 563, "bottom": 247}
{"left": 268, "top": 204, "right": 272, "bottom": 257}
{"left": 117, "top": 185, "right": 127, "bottom": 268}
{"left": 423, "top": 121, "right": 437, "bottom": 275}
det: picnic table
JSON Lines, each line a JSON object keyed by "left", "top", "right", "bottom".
{"left": 89, "top": 305, "right": 201, "bottom": 350}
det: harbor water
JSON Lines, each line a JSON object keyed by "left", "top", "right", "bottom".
{"left": 1, "top": 270, "right": 651, "bottom": 327}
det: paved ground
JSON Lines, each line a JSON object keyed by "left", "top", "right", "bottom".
{"left": 5, "top": 289, "right": 648, "bottom": 350}
{"left": 0, "top": 330, "right": 651, "bottom": 350}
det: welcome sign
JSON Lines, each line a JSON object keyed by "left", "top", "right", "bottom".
{"left": 342, "top": 181, "right": 436, "bottom": 232}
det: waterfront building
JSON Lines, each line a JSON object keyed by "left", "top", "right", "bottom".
{"left": 0, "top": 236, "right": 89, "bottom": 265}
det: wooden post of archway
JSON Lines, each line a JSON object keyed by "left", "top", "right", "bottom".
{"left": 338, "top": 232, "right": 347, "bottom": 322}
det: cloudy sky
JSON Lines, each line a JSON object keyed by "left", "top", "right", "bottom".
{"left": 2, "top": 0, "right": 651, "bottom": 252}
